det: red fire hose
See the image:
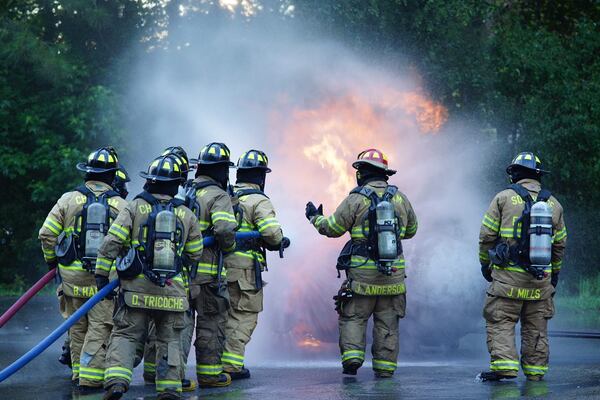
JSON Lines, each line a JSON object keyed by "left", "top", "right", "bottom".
{"left": 0, "top": 269, "right": 57, "bottom": 328}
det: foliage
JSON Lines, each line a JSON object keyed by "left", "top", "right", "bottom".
{"left": 0, "top": 0, "right": 598, "bottom": 287}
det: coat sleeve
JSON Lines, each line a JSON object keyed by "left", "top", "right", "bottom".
{"left": 398, "top": 194, "right": 418, "bottom": 240}
{"left": 253, "top": 197, "right": 283, "bottom": 247}
{"left": 478, "top": 194, "right": 503, "bottom": 267}
{"left": 551, "top": 203, "right": 567, "bottom": 273}
{"left": 183, "top": 213, "right": 204, "bottom": 262}
{"left": 38, "top": 193, "right": 69, "bottom": 263}
{"left": 311, "top": 196, "right": 354, "bottom": 238}
{"left": 96, "top": 204, "right": 134, "bottom": 277}
{"left": 209, "top": 192, "right": 237, "bottom": 252}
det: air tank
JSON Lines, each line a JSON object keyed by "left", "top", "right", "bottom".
{"left": 84, "top": 202, "right": 107, "bottom": 258}
{"left": 529, "top": 201, "right": 553, "bottom": 266}
{"left": 153, "top": 209, "right": 177, "bottom": 274}
{"left": 376, "top": 200, "right": 397, "bottom": 261}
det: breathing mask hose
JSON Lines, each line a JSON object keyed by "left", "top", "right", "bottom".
{"left": 0, "top": 269, "right": 57, "bottom": 328}
{"left": 0, "top": 231, "right": 263, "bottom": 383}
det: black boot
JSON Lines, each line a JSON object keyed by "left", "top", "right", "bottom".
{"left": 478, "top": 371, "right": 517, "bottom": 382}
{"left": 342, "top": 360, "right": 362, "bottom": 376}
{"left": 103, "top": 383, "right": 127, "bottom": 400}
{"left": 229, "top": 368, "right": 251, "bottom": 380}
{"left": 157, "top": 390, "right": 182, "bottom": 400}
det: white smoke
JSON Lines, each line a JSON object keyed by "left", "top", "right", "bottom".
{"left": 122, "top": 16, "right": 491, "bottom": 363}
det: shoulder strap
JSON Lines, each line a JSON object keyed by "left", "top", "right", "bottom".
{"left": 350, "top": 186, "right": 375, "bottom": 199}
{"left": 382, "top": 185, "right": 398, "bottom": 201}
{"left": 170, "top": 198, "right": 185, "bottom": 208}
{"left": 537, "top": 189, "right": 552, "bottom": 203}
{"left": 508, "top": 183, "right": 533, "bottom": 203}
{"left": 236, "top": 189, "right": 269, "bottom": 199}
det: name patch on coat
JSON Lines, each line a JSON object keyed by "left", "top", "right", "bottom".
{"left": 124, "top": 291, "right": 188, "bottom": 312}
{"left": 62, "top": 282, "right": 97, "bottom": 298}
{"left": 350, "top": 281, "right": 406, "bottom": 296}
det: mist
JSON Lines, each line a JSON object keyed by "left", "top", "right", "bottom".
{"left": 121, "top": 15, "right": 492, "bottom": 364}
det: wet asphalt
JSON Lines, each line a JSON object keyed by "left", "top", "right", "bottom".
{"left": 0, "top": 297, "right": 599, "bottom": 400}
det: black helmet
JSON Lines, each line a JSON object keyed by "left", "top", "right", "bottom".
{"left": 139, "top": 155, "right": 184, "bottom": 182}
{"left": 237, "top": 149, "right": 271, "bottom": 172}
{"left": 115, "top": 167, "right": 131, "bottom": 184}
{"left": 191, "top": 142, "right": 234, "bottom": 167}
{"left": 162, "top": 146, "right": 190, "bottom": 173}
{"left": 506, "top": 152, "right": 549, "bottom": 175}
{"left": 76, "top": 147, "right": 120, "bottom": 173}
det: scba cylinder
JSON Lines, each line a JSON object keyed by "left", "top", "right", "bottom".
{"left": 153, "top": 210, "right": 177, "bottom": 274}
{"left": 376, "top": 200, "right": 398, "bottom": 261}
{"left": 529, "top": 201, "right": 553, "bottom": 266}
{"left": 84, "top": 202, "right": 107, "bottom": 258}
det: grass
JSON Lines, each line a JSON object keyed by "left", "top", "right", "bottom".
{"left": 554, "top": 274, "right": 600, "bottom": 330}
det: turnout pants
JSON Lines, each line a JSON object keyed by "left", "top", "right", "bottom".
{"left": 140, "top": 309, "right": 196, "bottom": 380}
{"left": 104, "top": 305, "right": 185, "bottom": 395}
{"left": 484, "top": 295, "right": 554, "bottom": 377}
{"left": 192, "top": 283, "right": 229, "bottom": 379}
{"left": 339, "top": 294, "right": 406, "bottom": 374}
{"left": 63, "top": 295, "right": 113, "bottom": 386}
{"left": 222, "top": 280, "right": 263, "bottom": 372}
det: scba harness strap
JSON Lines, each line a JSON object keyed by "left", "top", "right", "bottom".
{"left": 184, "top": 180, "right": 221, "bottom": 222}
{"left": 55, "top": 185, "right": 120, "bottom": 271}
{"left": 491, "top": 184, "right": 552, "bottom": 278}
{"left": 233, "top": 188, "right": 269, "bottom": 290}
{"left": 135, "top": 191, "right": 185, "bottom": 286}
{"left": 336, "top": 185, "right": 401, "bottom": 275}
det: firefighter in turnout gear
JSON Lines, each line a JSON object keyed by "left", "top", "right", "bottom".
{"left": 306, "top": 149, "right": 418, "bottom": 378}
{"left": 97, "top": 155, "right": 204, "bottom": 400}
{"left": 38, "top": 147, "right": 127, "bottom": 392}
{"left": 478, "top": 152, "right": 567, "bottom": 382}
{"left": 222, "top": 150, "right": 287, "bottom": 380}
{"left": 138, "top": 146, "right": 196, "bottom": 392}
{"left": 187, "top": 142, "right": 237, "bottom": 388}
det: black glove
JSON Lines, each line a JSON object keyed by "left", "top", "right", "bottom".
{"left": 551, "top": 272, "right": 559, "bottom": 288}
{"left": 47, "top": 259, "right": 58, "bottom": 271}
{"left": 305, "top": 202, "right": 323, "bottom": 221}
{"left": 280, "top": 237, "right": 291, "bottom": 249}
{"left": 481, "top": 264, "right": 492, "bottom": 282}
{"left": 95, "top": 274, "right": 109, "bottom": 290}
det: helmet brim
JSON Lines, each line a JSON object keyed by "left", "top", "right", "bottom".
{"left": 506, "top": 164, "right": 550, "bottom": 175}
{"left": 352, "top": 160, "right": 396, "bottom": 176}
{"left": 190, "top": 158, "right": 235, "bottom": 167}
{"left": 76, "top": 162, "right": 118, "bottom": 173}
{"left": 138, "top": 171, "right": 183, "bottom": 182}
{"left": 237, "top": 166, "right": 272, "bottom": 173}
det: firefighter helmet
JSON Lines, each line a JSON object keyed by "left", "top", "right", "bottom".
{"left": 237, "top": 149, "right": 271, "bottom": 172}
{"left": 352, "top": 148, "right": 396, "bottom": 176}
{"left": 139, "top": 155, "right": 184, "bottom": 182}
{"left": 115, "top": 167, "right": 130, "bottom": 183}
{"left": 506, "top": 152, "right": 549, "bottom": 175}
{"left": 76, "top": 147, "right": 120, "bottom": 173}
{"left": 191, "top": 142, "right": 234, "bottom": 167}
{"left": 162, "top": 146, "right": 190, "bottom": 173}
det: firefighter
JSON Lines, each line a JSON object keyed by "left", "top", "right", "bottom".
{"left": 38, "top": 147, "right": 127, "bottom": 391}
{"left": 187, "top": 142, "right": 237, "bottom": 387}
{"left": 306, "top": 149, "right": 418, "bottom": 378}
{"left": 98, "top": 154, "right": 204, "bottom": 400}
{"left": 222, "top": 150, "right": 288, "bottom": 380}
{"left": 138, "top": 147, "right": 196, "bottom": 392}
{"left": 478, "top": 152, "right": 567, "bottom": 382}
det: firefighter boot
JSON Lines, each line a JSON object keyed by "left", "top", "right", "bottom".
{"left": 478, "top": 371, "right": 518, "bottom": 382}
{"left": 375, "top": 371, "right": 394, "bottom": 379}
{"left": 198, "top": 372, "right": 232, "bottom": 388}
{"left": 157, "top": 390, "right": 182, "bottom": 400}
{"left": 526, "top": 375, "right": 544, "bottom": 382}
{"left": 103, "top": 383, "right": 127, "bottom": 400}
{"left": 229, "top": 368, "right": 251, "bottom": 380}
{"left": 182, "top": 379, "right": 197, "bottom": 391}
{"left": 342, "top": 359, "right": 362, "bottom": 376}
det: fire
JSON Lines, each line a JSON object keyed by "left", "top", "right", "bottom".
{"left": 269, "top": 83, "right": 448, "bottom": 352}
